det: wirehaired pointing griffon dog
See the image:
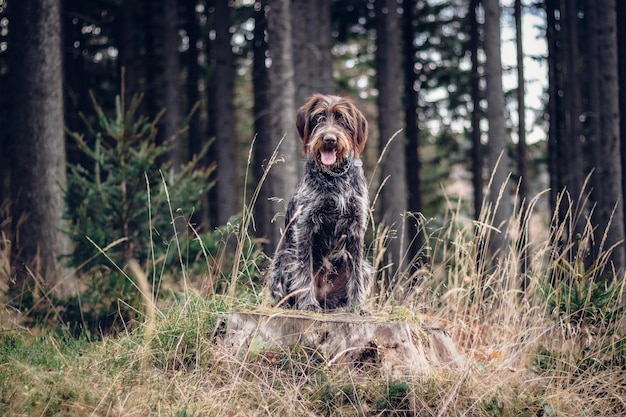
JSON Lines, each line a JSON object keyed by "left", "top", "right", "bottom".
{"left": 268, "top": 94, "right": 372, "bottom": 313}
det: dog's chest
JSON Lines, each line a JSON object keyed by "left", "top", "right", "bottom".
{"left": 302, "top": 179, "right": 359, "bottom": 218}
{"left": 289, "top": 166, "right": 369, "bottom": 242}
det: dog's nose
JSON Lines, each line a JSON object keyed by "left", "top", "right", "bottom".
{"left": 324, "top": 135, "right": 337, "bottom": 145}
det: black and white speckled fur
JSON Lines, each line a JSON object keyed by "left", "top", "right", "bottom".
{"left": 267, "top": 94, "right": 372, "bottom": 313}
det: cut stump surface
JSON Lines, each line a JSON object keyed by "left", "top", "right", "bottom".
{"left": 217, "top": 311, "right": 464, "bottom": 377}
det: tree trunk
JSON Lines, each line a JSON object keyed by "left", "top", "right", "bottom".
{"left": 515, "top": 0, "right": 529, "bottom": 281}
{"left": 560, "top": 0, "right": 584, "bottom": 229}
{"left": 591, "top": 0, "right": 625, "bottom": 279}
{"left": 375, "top": 0, "right": 408, "bottom": 283}
{"left": 214, "top": 0, "right": 237, "bottom": 226}
{"left": 469, "top": 0, "right": 483, "bottom": 220}
{"left": 617, "top": 0, "right": 626, "bottom": 252}
{"left": 0, "top": 4, "right": 7, "bottom": 204}
{"left": 9, "top": 0, "right": 74, "bottom": 297}
{"left": 402, "top": 0, "right": 424, "bottom": 269}
{"left": 546, "top": 0, "right": 562, "bottom": 216}
{"left": 586, "top": 0, "right": 600, "bottom": 241}
{"left": 292, "top": 0, "right": 333, "bottom": 108}
{"left": 162, "top": 0, "right": 184, "bottom": 170}
{"left": 482, "top": 0, "right": 512, "bottom": 266}
{"left": 205, "top": 0, "right": 219, "bottom": 229}
{"left": 185, "top": 0, "right": 203, "bottom": 162}
{"left": 263, "top": 0, "right": 298, "bottom": 253}
{"left": 218, "top": 311, "right": 464, "bottom": 378}
{"left": 252, "top": 1, "right": 273, "bottom": 249}
{"left": 515, "top": 0, "right": 527, "bottom": 209}
{"left": 185, "top": 0, "right": 209, "bottom": 230}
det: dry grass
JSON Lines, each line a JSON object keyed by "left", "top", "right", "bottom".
{"left": 1, "top": 163, "right": 625, "bottom": 416}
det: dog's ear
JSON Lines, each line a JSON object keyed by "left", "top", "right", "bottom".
{"left": 352, "top": 105, "right": 368, "bottom": 159}
{"left": 296, "top": 96, "right": 317, "bottom": 155}
{"left": 295, "top": 102, "right": 309, "bottom": 142}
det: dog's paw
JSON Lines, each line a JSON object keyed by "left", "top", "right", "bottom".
{"left": 269, "top": 281, "right": 285, "bottom": 302}
{"left": 358, "top": 307, "right": 371, "bottom": 316}
{"left": 351, "top": 303, "right": 371, "bottom": 316}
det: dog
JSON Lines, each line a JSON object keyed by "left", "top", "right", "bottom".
{"left": 267, "top": 94, "right": 372, "bottom": 313}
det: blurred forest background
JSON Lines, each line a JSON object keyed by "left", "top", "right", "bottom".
{"left": 1, "top": 0, "right": 626, "bottom": 326}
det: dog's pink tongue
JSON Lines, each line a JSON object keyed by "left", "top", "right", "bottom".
{"left": 320, "top": 150, "right": 337, "bottom": 166}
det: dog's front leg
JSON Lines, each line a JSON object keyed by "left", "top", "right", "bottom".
{"left": 345, "top": 235, "right": 372, "bottom": 314}
{"left": 345, "top": 194, "right": 372, "bottom": 314}
{"left": 291, "top": 217, "right": 322, "bottom": 312}
{"left": 350, "top": 260, "right": 373, "bottom": 314}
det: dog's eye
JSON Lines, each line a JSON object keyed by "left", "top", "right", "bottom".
{"left": 335, "top": 112, "right": 352, "bottom": 130}
{"left": 311, "top": 114, "right": 324, "bottom": 127}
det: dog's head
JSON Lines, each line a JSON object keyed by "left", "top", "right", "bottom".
{"left": 295, "top": 94, "right": 368, "bottom": 167}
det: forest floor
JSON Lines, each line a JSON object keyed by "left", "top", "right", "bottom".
{"left": 0, "top": 288, "right": 624, "bottom": 417}
{"left": 2, "top": 201, "right": 626, "bottom": 416}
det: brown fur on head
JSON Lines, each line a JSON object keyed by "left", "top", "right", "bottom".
{"left": 295, "top": 94, "right": 368, "bottom": 167}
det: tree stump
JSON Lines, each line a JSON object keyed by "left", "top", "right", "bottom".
{"left": 216, "top": 311, "right": 464, "bottom": 377}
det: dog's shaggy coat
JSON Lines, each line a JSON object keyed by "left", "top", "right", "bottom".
{"left": 268, "top": 94, "right": 372, "bottom": 312}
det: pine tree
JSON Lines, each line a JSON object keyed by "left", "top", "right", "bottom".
{"left": 65, "top": 91, "right": 214, "bottom": 325}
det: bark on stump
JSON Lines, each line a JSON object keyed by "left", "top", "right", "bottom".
{"left": 217, "top": 311, "right": 463, "bottom": 377}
